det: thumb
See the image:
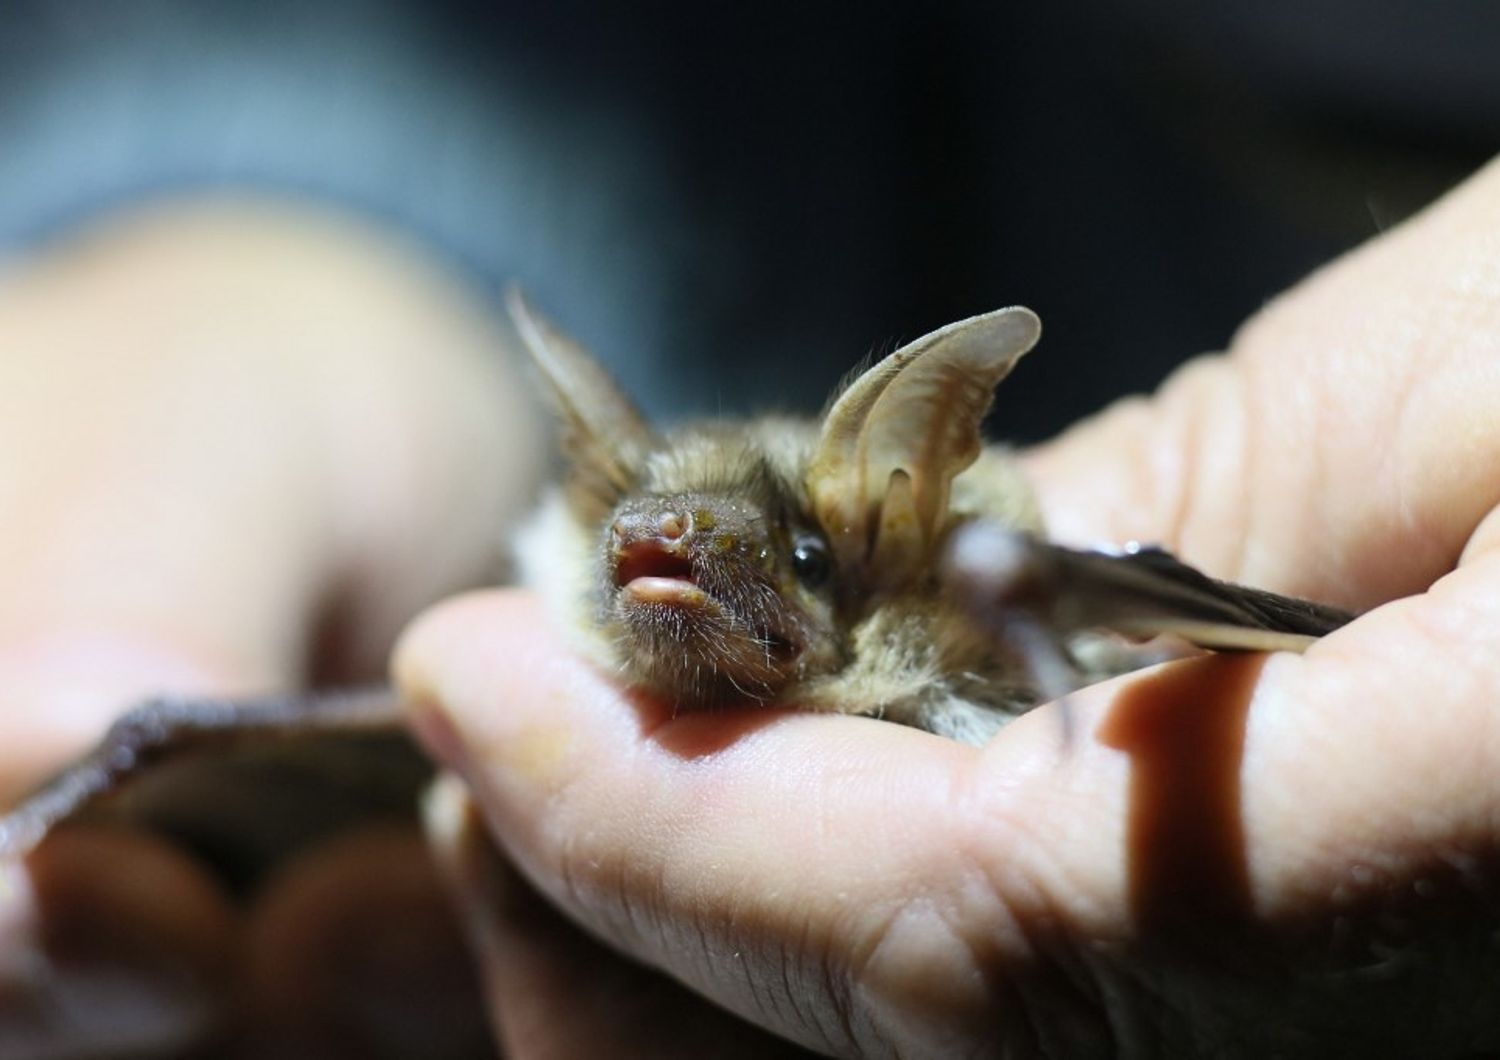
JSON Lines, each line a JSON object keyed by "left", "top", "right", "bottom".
{"left": 423, "top": 774, "right": 812, "bottom": 1059}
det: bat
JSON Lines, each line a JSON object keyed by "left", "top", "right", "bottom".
{"left": 0, "top": 294, "right": 1354, "bottom": 869}
{"left": 507, "top": 291, "right": 1352, "bottom": 742}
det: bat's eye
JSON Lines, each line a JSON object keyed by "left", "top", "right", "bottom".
{"left": 791, "top": 534, "right": 832, "bottom": 590}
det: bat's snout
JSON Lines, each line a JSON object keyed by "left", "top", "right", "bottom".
{"left": 606, "top": 495, "right": 763, "bottom": 612}
{"left": 609, "top": 504, "right": 708, "bottom": 605}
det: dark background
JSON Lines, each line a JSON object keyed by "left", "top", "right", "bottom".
{"left": 3, "top": 2, "right": 1497, "bottom": 438}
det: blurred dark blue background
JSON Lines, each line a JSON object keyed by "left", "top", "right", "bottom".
{"left": 3, "top": 2, "right": 1496, "bottom": 438}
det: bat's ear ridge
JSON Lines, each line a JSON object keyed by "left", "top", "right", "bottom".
{"left": 807, "top": 306, "right": 1041, "bottom": 584}
{"left": 505, "top": 287, "right": 656, "bottom": 518}
{"left": 893, "top": 304, "right": 1040, "bottom": 370}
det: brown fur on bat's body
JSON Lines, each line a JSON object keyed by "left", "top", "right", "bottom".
{"left": 0, "top": 296, "right": 1353, "bottom": 868}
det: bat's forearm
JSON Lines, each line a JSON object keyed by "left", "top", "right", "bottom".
{"left": 945, "top": 522, "right": 1356, "bottom": 653}
{"left": 0, "top": 687, "right": 406, "bottom": 858}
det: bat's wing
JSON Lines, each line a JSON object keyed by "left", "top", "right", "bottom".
{"left": 0, "top": 689, "right": 421, "bottom": 883}
{"left": 945, "top": 522, "right": 1355, "bottom": 655}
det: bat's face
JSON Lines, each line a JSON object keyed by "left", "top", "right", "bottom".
{"left": 507, "top": 291, "right": 1042, "bottom": 713}
{"left": 597, "top": 422, "right": 843, "bottom": 704}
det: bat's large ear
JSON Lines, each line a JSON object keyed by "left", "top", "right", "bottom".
{"left": 806, "top": 306, "right": 1040, "bottom": 588}
{"left": 506, "top": 288, "right": 657, "bottom": 521}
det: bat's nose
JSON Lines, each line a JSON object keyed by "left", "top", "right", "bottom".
{"left": 657, "top": 511, "right": 689, "bottom": 540}
{"left": 611, "top": 507, "right": 695, "bottom": 550}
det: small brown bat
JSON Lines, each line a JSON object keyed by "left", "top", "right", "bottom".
{"left": 507, "top": 291, "right": 1351, "bottom": 744}
{"left": 0, "top": 294, "right": 1352, "bottom": 868}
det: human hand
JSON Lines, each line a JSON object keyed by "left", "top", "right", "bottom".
{"left": 395, "top": 158, "right": 1500, "bottom": 1056}
{"left": 0, "top": 200, "right": 538, "bottom": 1057}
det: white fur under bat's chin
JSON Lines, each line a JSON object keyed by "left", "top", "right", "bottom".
{"left": 610, "top": 580, "right": 800, "bottom": 706}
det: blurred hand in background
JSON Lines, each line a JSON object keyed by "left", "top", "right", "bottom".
{"left": 0, "top": 199, "right": 539, "bottom": 1057}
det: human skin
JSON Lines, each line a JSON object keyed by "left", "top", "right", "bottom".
{"left": 7, "top": 152, "right": 1500, "bottom": 1056}
{"left": 0, "top": 199, "right": 541, "bottom": 1056}
{"left": 395, "top": 156, "right": 1500, "bottom": 1056}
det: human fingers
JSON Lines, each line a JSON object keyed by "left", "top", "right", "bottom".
{"left": 423, "top": 775, "right": 816, "bottom": 1059}
{"left": 400, "top": 574, "right": 1500, "bottom": 1056}
{"left": 398, "top": 591, "right": 1100, "bottom": 1056}
{"left": 240, "top": 824, "right": 495, "bottom": 1059}
{"left": 0, "top": 829, "right": 239, "bottom": 1060}
{"left": 1023, "top": 155, "right": 1500, "bottom": 611}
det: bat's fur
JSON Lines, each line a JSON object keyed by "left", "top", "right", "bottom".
{"left": 512, "top": 296, "right": 1049, "bottom": 744}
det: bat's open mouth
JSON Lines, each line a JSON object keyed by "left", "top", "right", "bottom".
{"left": 605, "top": 521, "right": 813, "bottom": 705}
{"left": 614, "top": 541, "right": 712, "bottom": 607}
